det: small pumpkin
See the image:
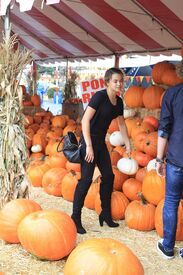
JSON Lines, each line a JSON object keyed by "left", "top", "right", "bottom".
{"left": 31, "top": 144, "right": 42, "bottom": 153}
{"left": 117, "top": 157, "right": 139, "bottom": 175}
{"left": 109, "top": 131, "right": 124, "bottom": 147}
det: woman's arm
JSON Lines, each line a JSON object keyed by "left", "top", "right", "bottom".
{"left": 81, "top": 106, "right": 96, "bottom": 162}
{"left": 117, "top": 116, "right": 131, "bottom": 155}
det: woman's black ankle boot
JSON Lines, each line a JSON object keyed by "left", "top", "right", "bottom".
{"left": 99, "top": 211, "right": 119, "bottom": 227}
{"left": 71, "top": 214, "right": 86, "bottom": 234}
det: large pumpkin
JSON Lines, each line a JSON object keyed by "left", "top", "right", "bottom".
{"left": 64, "top": 238, "right": 144, "bottom": 275}
{"left": 0, "top": 199, "right": 42, "bottom": 243}
{"left": 142, "top": 170, "right": 165, "bottom": 205}
{"left": 125, "top": 195, "right": 156, "bottom": 231}
{"left": 124, "top": 86, "right": 144, "bottom": 108}
{"left": 18, "top": 210, "right": 77, "bottom": 260}
{"left": 152, "top": 61, "right": 175, "bottom": 84}
{"left": 155, "top": 199, "right": 183, "bottom": 241}
{"left": 142, "top": 85, "right": 165, "bottom": 109}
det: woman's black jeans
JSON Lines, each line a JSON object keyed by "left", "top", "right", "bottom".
{"left": 72, "top": 136, "right": 114, "bottom": 218}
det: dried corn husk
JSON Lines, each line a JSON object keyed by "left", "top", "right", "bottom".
{"left": 0, "top": 34, "right": 32, "bottom": 208}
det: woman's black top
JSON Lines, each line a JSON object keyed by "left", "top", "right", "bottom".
{"left": 88, "top": 89, "right": 123, "bottom": 139}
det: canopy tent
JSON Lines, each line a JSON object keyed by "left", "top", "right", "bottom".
{"left": 0, "top": 0, "right": 182, "bottom": 62}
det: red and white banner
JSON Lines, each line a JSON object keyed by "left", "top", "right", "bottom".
{"left": 80, "top": 78, "right": 105, "bottom": 109}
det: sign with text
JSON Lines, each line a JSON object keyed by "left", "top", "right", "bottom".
{"left": 80, "top": 78, "right": 105, "bottom": 109}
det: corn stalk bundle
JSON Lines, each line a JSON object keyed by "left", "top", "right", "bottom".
{"left": 0, "top": 34, "right": 32, "bottom": 208}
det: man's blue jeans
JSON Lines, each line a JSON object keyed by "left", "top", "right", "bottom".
{"left": 163, "top": 161, "right": 183, "bottom": 251}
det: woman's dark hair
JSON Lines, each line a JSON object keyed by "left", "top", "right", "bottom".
{"left": 104, "top": 67, "right": 125, "bottom": 86}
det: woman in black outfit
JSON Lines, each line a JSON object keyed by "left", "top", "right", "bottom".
{"left": 71, "top": 67, "right": 131, "bottom": 234}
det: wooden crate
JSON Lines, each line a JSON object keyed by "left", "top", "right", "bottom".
{"left": 62, "top": 103, "right": 84, "bottom": 120}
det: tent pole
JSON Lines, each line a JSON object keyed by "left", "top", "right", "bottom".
{"left": 4, "top": 4, "right": 11, "bottom": 40}
{"left": 114, "top": 54, "right": 119, "bottom": 68}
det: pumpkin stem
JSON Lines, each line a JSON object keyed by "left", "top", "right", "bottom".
{"left": 137, "top": 192, "right": 147, "bottom": 205}
{"left": 70, "top": 170, "right": 76, "bottom": 176}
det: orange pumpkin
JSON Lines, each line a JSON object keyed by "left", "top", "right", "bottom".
{"left": 108, "top": 118, "right": 119, "bottom": 134}
{"left": 46, "top": 153, "right": 67, "bottom": 168}
{"left": 42, "top": 167, "right": 67, "bottom": 196}
{"left": 64, "top": 238, "right": 144, "bottom": 275}
{"left": 161, "top": 69, "right": 183, "bottom": 86}
{"left": 0, "top": 199, "right": 42, "bottom": 243}
{"left": 125, "top": 194, "right": 156, "bottom": 231}
{"left": 142, "top": 170, "right": 165, "bottom": 205}
{"left": 52, "top": 115, "right": 67, "bottom": 128}
{"left": 155, "top": 199, "right": 183, "bottom": 241}
{"left": 124, "top": 86, "right": 144, "bottom": 108}
{"left": 125, "top": 117, "right": 142, "bottom": 138}
{"left": 61, "top": 171, "right": 80, "bottom": 202}
{"left": 143, "top": 131, "right": 158, "bottom": 157}
{"left": 134, "top": 151, "right": 153, "bottom": 167}
{"left": 131, "top": 121, "right": 154, "bottom": 140}
{"left": 27, "top": 162, "right": 50, "bottom": 187}
{"left": 18, "top": 210, "right": 77, "bottom": 260}
{"left": 133, "top": 132, "right": 147, "bottom": 152}
{"left": 110, "top": 149, "right": 121, "bottom": 166}
{"left": 31, "top": 94, "right": 41, "bottom": 106}
{"left": 112, "top": 166, "right": 129, "bottom": 191}
{"left": 142, "top": 85, "right": 165, "bottom": 109}
{"left": 95, "top": 191, "right": 129, "bottom": 220}
{"left": 122, "top": 178, "right": 142, "bottom": 201}
{"left": 143, "top": 115, "right": 159, "bottom": 130}
{"left": 135, "top": 167, "right": 147, "bottom": 182}
{"left": 114, "top": 145, "right": 125, "bottom": 156}
{"left": 152, "top": 61, "right": 175, "bottom": 84}
{"left": 84, "top": 177, "right": 100, "bottom": 209}
{"left": 66, "top": 161, "right": 81, "bottom": 173}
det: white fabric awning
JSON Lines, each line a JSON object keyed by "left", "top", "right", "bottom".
{"left": 0, "top": 0, "right": 182, "bottom": 61}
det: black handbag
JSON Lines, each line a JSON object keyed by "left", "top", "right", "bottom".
{"left": 57, "top": 131, "right": 81, "bottom": 163}
{"left": 57, "top": 95, "right": 107, "bottom": 163}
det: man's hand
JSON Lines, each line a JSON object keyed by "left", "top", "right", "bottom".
{"left": 156, "top": 162, "right": 166, "bottom": 177}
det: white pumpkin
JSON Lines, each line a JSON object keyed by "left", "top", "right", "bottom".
{"left": 123, "top": 108, "right": 136, "bottom": 119}
{"left": 117, "top": 157, "right": 139, "bottom": 175}
{"left": 31, "top": 144, "right": 42, "bottom": 153}
{"left": 109, "top": 131, "right": 125, "bottom": 147}
{"left": 147, "top": 158, "right": 156, "bottom": 171}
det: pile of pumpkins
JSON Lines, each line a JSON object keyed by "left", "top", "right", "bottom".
{"left": 20, "top": 85, "right": 41, "bottom": 107}
{"left": 0, "top": 198, "right": 144, "bottom": 274}
{"left": 25, "top": 59, "right": 183, "bottom": 240}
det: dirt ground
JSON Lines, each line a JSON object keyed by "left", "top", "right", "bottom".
{"left": 0, "top": 187, "right": 182, "bottom": 275}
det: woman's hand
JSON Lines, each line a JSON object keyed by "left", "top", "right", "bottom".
{"left": 85, "top": 145, "right": 94, "bottom": 163}
{"left": 156, "top": 162, "right": 166, "bottom": 177}
{"left": 125, "top": 146, "right": 131, "bottom": 158}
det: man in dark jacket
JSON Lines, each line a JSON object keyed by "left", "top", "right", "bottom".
{"left": 156, "top": 60, "right": 183, "bottom": 259}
